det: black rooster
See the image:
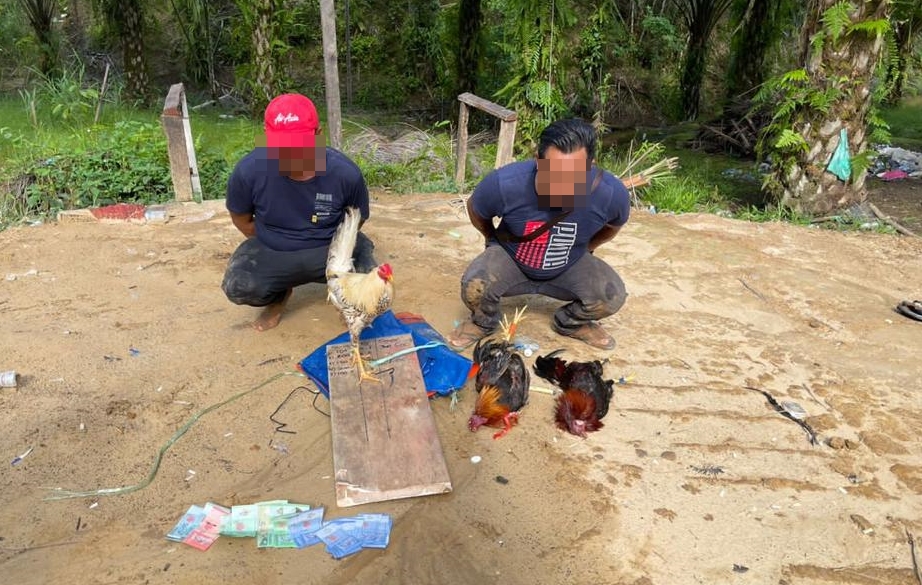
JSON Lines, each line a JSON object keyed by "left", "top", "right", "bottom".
{"left": 533, "top": 349, "right": 614, "bottom": 437}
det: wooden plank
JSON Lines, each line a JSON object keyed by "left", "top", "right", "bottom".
{"left": 457, "top": 92, "right": 517, "bottom": 121}
{"left": 496, "top": 119, "right": 517, "bottom": 169}
{"left": 327, "top": 334, "right": 452, "bottom": 507}
{"left": 455, "top": 101, "right": 469, "bottom": 191}
{"left": 161, "top": 84, "right": 194, "bottom": 203}
{"left": 179, "top": 90, "right": 202, "bottom": 199}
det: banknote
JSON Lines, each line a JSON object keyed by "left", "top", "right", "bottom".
{"left": 315, "top": 522, "right": 363, "bottom": 559}
{"left": 166, "top": 505, "right": 205, "bottom": 542}
{"left": 183, "top": 502, "right": 230, "bottom": 551}
{"left": 357, "top": 513, "right": 392, "bottom": 549}
{"left": 256, "top": 502, "right": 309, "bottom": 548}
{"left": 287, "top": 507, "right": 325, "bottom": 549}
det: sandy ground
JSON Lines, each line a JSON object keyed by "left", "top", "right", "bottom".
{"left": 1, "top": 193, "right": 922, "bottom": 585}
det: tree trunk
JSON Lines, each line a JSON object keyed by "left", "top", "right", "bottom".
{"left": 457, "top": 0, "right": 482, "bottom": 96}
{"left": 777, "top": 0, "right": 891, "bottom": 215}
{"left": 676, "top": 0, "right": 734, "bottom": 120}
{"left": 252, "top": 0, "right": 276, "bottom": 107}
{"left": 319, "top": 0, "right": 342, "bottom": 149}
{"left": 726, "top": 0, "right": 785, "bottom": 101}
{"left": 18, "top": 0, "right": 59, "bottom": 75}
{"left": 680, "top": 34, "right": 707, "bottom": 120}
{"left": 119, "top": 0, "right": 149, "bottom": 103}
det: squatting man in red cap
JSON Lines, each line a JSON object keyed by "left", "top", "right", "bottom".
{"left": 222, "top": 93, "right": 376, "bottom": 331}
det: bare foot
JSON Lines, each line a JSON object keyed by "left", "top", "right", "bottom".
{"left": 253, "top": 289, "right": 292, "bottom": 331}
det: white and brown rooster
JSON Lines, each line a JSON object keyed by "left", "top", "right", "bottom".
{"left": 326, "top": 207, "right": 395, "bottom": 382}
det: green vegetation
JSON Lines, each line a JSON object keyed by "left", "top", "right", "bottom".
{"left": 880, "top": 97, "right": 922, "bottom": 150}
{"left": 2, "top": 0, "right": 921, "bottom": 229}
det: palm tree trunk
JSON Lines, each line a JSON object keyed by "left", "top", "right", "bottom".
{"left": 726, "top": 0, "right": 786, "bottom": 101}
{"left": 18, "top": 0, "right": 59, "bottom": 75}
{"left": 457, "top": 0, "right": 482, "bottom": 96}
{"left": 778, "top": 0, "right": 891, "bottom": 214}
{"left": 675, "top": 0, "right": 735, "bottom": 120}
{"left": 253, "top": 0, "right": 277, "bottom": 106}
{"left": 120, "top": 0, "right": 149, "bottom": 102}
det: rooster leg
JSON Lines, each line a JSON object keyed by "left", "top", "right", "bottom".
{"left": 492, "top": 412, "right": 519, "bottom": 440}
{"left": 352, "top": 343, "right": 381, "bottom": 384}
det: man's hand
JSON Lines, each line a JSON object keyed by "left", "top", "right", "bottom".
{"left": 466, "top": 198, "right": 495, "bottom": 245}
{"left": 588, "top": 224, "right": 621, "bottom": 253}
{"left": 230, "top": 211, "right": 256, "bottom": 238}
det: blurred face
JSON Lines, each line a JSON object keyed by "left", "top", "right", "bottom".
{"left": 268, "top": 134, "right": 327, "bottom": 178}
{"left": 535, "top": 146, "right": 592, "bottom": 209}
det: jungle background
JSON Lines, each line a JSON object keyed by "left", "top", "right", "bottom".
{"left": 1, "top": 0, "right": 920, "bottom": 228}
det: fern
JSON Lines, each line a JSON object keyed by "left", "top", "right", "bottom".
{"left": 850, "top": 150, "right": 875, "bottom": 183}
{"left": 775, "top": 129, "right": 809, "bottom": 153}
{"left": 847, "top": 18, "right": 890, "bottom": 38}
{"left": 810, "top": 30, "right": 827, "bottom": 58}
{"left": 779, "top": 68, "right": 809, "bottom": 87}
{"left": 822, "top": 1, "right": 855, "bottom": 44}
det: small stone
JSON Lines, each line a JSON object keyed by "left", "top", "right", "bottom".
{"left": 495, "top": 475, "right": 509, "bottom": 485}
{"left": 850, "top": 514, "right": 874, "bottom": 535}
{"left": 635, "top": 448, "right": 648, "bottom": 458}
{"left": 827, "top": 436, "right": 846, "bottom": 450}
{"left": 661, "top": 451, "right": 677, "bottom": 461}
{"left": 844, "top": 439, "right": 859, "bottom": 450}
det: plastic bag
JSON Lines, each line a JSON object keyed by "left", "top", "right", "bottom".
{"left": 827, "top": 128, "right": 851, "bottom": 181}
{"left": 299, "top": 311, "right": 472, "bottom": 398}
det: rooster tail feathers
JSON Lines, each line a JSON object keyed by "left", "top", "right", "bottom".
{"left": 533, "top": 349, "right": 567, "bottom": 384}
{"left": 326, "top": 207, "right": 362, "bottom": 278}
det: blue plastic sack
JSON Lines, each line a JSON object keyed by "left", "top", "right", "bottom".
{"left": 299, "top": 311, "right": 472, "bottom": 398}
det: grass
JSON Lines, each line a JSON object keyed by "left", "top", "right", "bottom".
{"left": 880, "top": 96, "right": 922, "bottom": 150}
{"left": 4, "top": 87, "right": 919, "bottom": 230}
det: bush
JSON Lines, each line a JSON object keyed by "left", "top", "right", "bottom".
{"left": 14, "top": 120, "right": 172, "bottom": 212}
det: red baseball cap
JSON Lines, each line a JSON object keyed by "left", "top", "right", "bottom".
{"left": 264, "top": 93, "right": 320, "bottom": 148}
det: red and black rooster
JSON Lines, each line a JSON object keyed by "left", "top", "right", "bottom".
{"left": 533, "top": 350, "right": 614, "bottom": 438}
{"left": 468, "top": 308, "right": 530, "bottom": 439}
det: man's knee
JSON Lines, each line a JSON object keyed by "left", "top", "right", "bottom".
{"left": 602, "top": 278, "right": 627, "bottom": 314}
{"left": 222, "top": 270, "right": 274, "bottom": 307}
{"left": 460, "top": 276, "right": 488, "bottom": 309}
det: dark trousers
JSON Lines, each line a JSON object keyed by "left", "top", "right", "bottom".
{"left": 222, "top": 233, "right": 376, "bottom": 307}
{"left": 460, "top": 245, "right": 627, "bottom": 332}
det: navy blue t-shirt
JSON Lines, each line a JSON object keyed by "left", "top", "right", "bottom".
{"left": 226, "top": 148, "right": 369, "bottom": 251}
{"left": 471, "top": 160, "right": 630, "bottom": 280}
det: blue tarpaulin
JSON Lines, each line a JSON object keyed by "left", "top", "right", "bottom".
{"left": 299, "top": 311, "right": 472, "bottom": 398}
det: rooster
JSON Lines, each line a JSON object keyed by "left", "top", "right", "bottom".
{"left": 533, "top": 350, "right": 614, "bottom": 438}
{"left": 326, "top": 207, "right": 394, "bottom": 382}
{"left": 468, "top": 307, "right": 529, "bottom": 439}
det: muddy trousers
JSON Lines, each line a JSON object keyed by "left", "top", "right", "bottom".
{"left": 221, "top": 233, "right": 376, "bottom": 307}
{"left": 460, "top": 245, "right": 627, "bottom": 332}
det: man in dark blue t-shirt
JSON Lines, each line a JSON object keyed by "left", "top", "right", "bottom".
{"left": 221, "top": 93, "right": 376, "bottom": 331}
{"left": 447, "top": 118, "right": 630, "bottom": 350}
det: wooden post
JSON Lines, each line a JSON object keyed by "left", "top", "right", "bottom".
{"left": 161, "top": 83, "right": 202, "bottom": 202}
{"left": 496, "top": 119, "right": 517, "bottom": 168}
{"left": 319, "top": 0, "right": 343, "bottom": 149}
{"left": 455, "top": 101, "right": 470, "bottom": 188}
{"left": 454, "top": 92, "right": 517, "bottom": 193}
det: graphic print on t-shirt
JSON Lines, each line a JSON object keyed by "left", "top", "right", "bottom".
{"left": 312, "top": 192, "right": 334, "bottom": 223}
{"left": 514, "top": 221, "right": 578, "bottom": 270}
